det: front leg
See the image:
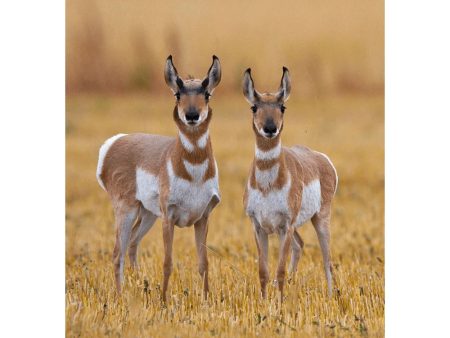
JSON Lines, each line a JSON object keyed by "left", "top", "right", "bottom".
{"left": 276, "top": 225, "right": 294, "bottom": 303}
{"left": 252, "top": 218, "right": 269, "bottom": 299}
{"left": 162, "top": 217, "right": 175, "bottom": 303}
{"left": 194, "top": 216, "right": 209, "bottom": 299}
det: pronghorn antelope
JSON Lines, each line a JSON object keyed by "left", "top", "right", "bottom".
{"left": 96, "top": 56, "right": 222, "bottom": 301}
{"left": 242, "top": 67, "right": 338, "bottom": 300}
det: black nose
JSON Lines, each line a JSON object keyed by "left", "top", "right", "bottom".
{"left": 186, "top": 111, "right": 200, "bottom": 123}
{"left": 263, "top": 122, "right": 277, "bottom": 136}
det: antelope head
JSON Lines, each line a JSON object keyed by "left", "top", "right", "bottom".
{"left": 243, "top": 67, "right": 291, "bottom": 139}
{"left": 165, "top": 55, "right": 221, "bottom": 127}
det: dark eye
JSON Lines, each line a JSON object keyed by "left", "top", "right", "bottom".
{"left": 175, "top": 93, "right": 180, "bottom": 101}
{"left": 280, "top": 105, "right": 286, "bottom": 113}
{"left": 205, "top": 92, "right": 211, "bottom": 100}
{"left": 251, "top": 105, "right": 257, "bottom": 113}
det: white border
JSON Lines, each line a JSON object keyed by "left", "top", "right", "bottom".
{"left": 0, "top": 1, "right": 64, "bottom": 336}
{"left": 387, "top": 1, "right": 450, "bottom": 336}
{"left": 1, "top": 0, "right": 450, "bottom": 335}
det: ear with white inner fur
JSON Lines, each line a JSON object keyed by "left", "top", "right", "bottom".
{"left": 202, "top": 55, "right": 222, "bottom": 94}
{"left": 277, "top": 66, "right": 291, "bottom": 102}
{"left": 164, "top": 55, "right": 183, "bottom": 94}
{"left": 242, "top": 68, "right": 260, "bottom": 105}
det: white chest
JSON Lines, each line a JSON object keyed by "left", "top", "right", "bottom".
{"left": 246, "top": 175, "right": 292, "bottom": 233}
{"left": 166, "top": 159, "right": 220, "bottom": 227}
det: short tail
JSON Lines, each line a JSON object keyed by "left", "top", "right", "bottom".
{"left": 96, "top": 134, "right": 127, "bottom": 191}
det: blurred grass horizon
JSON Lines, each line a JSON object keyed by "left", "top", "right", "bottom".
{"left": 66, "top": 0, "right": 384, "bottom": 97}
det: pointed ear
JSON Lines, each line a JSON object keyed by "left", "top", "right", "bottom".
{"left": 277, "top": 66, "right": 291, "bottom": 102}
{"left": 242, "top": 68, "right": 260, "bottom": 104}
{"left": 202, "top": 55, "right": 221, "bottom": 94}
{"left": 164, "top": 55, "right": 183, "bottom": 93}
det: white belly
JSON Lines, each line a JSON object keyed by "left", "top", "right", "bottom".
{"left": 135, "top": 167, "right": 162, "bottom": 216}
{"left": 246, "top": 175, "right": 292, "bottom": 233}
{"left": 167, "top": 160, "right": 220, "bottom": 227}
{"left": 295, "top": 179, "right": 322, "bottom": 226}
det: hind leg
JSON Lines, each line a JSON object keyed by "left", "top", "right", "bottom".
{"left": 128, "top": 207, "right": 157, "bottom": 268}
{"left": 288, "top": 229, "right": 304, "bottom": 274}
{"left": 311, "top": 206, "right": 333, "bottom": 297}
{"left": 112, "top": 202, "right": 138, "bottom": 294}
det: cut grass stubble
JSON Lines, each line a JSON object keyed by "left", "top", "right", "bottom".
{"left": 66, "top": 93, "right": 384, "bottom": 337}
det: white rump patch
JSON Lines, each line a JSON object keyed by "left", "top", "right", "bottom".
{"left": 255, "top": 142, "right": 281, "bottom": 160}
{"left": 255, "top": 163, "right": 280, "bottom": 189}
{"left": 197, "top": 131, "right": 209, "bottom": 148}
{"left": 135, "top": 168, "right": 162, "bottom": 217}
{"left": 179, "top": 131, "right": 195, "bottom": 152}
{"left": 183, "top": 159, "right": 209, "bottom": 182}
{"left": 296, "top": 179, "right": 322, "bottom": 226}
{"left": 316, "top": 151, "right": 338, "bottom": 194}
{"left": 96, "top": 133, "right": 127, "bottom": 191}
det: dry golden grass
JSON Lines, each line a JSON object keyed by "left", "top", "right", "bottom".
{"left": 66, "top": 0, "right": 384, "bottom": 95}
{"left": 66, "top": 92, "right": 384, "bottom": 337}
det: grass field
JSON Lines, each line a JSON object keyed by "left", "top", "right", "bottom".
{"left": 66, "top": 92, "right": 384, "bottom": 337}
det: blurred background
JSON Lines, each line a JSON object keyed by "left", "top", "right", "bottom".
{"left": 66, "top": 0, "right": 383, "bottom": 96}
{"left": 66, "top": 1, "right": 384, "bottom": 336}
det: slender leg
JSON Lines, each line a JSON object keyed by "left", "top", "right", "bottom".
{"left": 276, "top": 225, "right": 294, "bottom": 302}
{"left": 252, "top": 219, "right": 269, "bottom": 299}
{"left": 288, "top": 229, "right": 304, "bottom": 274}
{"left": 311, "top": 208, "right": 333, "bottom": 297}
{"left": 161, "top": 218, "right": 175, "bottom": 303}
{"left": 194, "top": 216, "right": 209, "bottom": 299}
{"left": 128, "top": 208, "right": 157, "bottom": 268}
{"left": 112, "top": 204, "right": 138, "bottom": 294}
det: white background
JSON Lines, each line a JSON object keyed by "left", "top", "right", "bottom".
{"left": 386, "top": 1, "right": 450, "bottom": 337}
{"left": 0, "top": 1, "right": 449, "bottom": 337}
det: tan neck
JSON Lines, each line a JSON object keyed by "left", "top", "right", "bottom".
{"left": 171, "top": 106, "right": 216, "bottom": 182}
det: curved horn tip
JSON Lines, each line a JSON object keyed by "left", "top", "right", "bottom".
{"left": 212, "top": 55, "right": 219, "bottom": 60}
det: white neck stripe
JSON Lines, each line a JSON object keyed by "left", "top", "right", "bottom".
{"left": 179, "top": 131, "right": 195, "bottom": 152}
{"left": 255, "top": 163, "right": 280, "bottom": 189}
{"left": 255, "top": 142, "right": 281, "bottom": 160}
{"left": 197, "top": 131, "right": 209, "bottom": 148}
{"left": 183, "top": 159, "right": 209, "bottom": 182}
